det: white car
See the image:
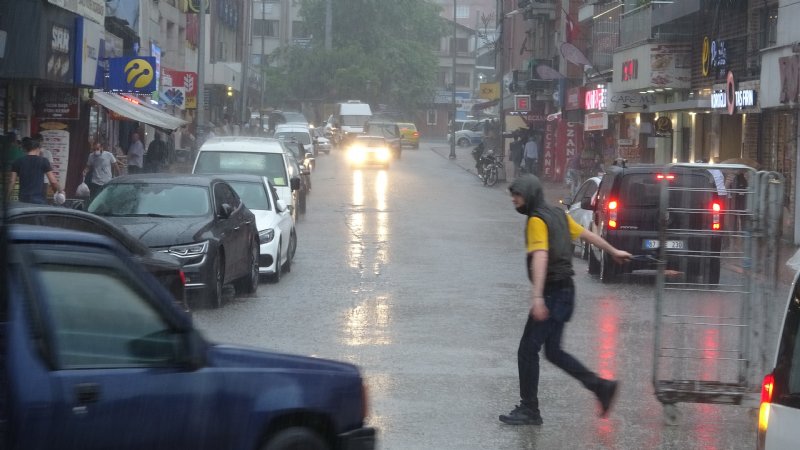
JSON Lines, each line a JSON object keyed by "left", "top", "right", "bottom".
{"left": 219, "top": 174, "right": 297, "bottom": 282}
{"left": 447, "top": 119, "right": 484, "bottom": 147}
{"left": 758, "top": 270, "right": 800, "bottom": 449}
{"left": 562, "top": 176, "right": 601, "bottom": 259}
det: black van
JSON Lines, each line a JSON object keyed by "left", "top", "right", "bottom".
{"left": 585, "top": 163, "right": 724, "bottom": 283}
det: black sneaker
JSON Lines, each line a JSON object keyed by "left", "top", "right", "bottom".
{"left": 499, "top": 404, "right": 543, "bottom": 425}
{"left": 597, "top": 380, "right": 619, "bottom": 417}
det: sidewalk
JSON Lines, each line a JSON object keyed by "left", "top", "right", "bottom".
{"left": 430, "top": 141, "right": 798, "bottom": 289}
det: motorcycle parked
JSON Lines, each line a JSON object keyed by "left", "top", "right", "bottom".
{"left": 472, "top": 145, "right": 504, "bottom": 187}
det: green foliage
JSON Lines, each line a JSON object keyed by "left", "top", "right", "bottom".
{"left": 261, "top": 0, "right": 446, "bottom": 112}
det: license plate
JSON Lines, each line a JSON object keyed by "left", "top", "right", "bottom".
{"left": 642, "top": 239, "right": 685, "bottom": 249}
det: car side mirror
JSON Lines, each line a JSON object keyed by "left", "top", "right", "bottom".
{"left": 580, "top": 196, "right": 594, "bottom": 210}
{"left": 276, "top": 199, "right": 288, "bottom": 212}
{"left": 290, "top": 177, "right": 301, "bottom": 191}
{"left": 218, "top": 203, "right": 233, "bottom": 218}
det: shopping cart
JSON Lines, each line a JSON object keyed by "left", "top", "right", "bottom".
{"left": 650, "top": 163, "right": 784, "bottom": 424}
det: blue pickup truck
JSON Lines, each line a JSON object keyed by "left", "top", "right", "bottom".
{"left": 0, "top": 225, "right": 375, "bottom": 450}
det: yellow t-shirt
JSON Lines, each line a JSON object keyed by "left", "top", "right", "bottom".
{"left": 526, "top": 214, "right": 584, "bottom": 253}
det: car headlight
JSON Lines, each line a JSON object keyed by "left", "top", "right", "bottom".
{"left": 259, "top": 228, "right": 275, "bottom": 244}
{"left": 377, "top": 148, "right": 390, "bottom": 161}
{"left": 168, "top": 241, "right": 209, "bottom": 258}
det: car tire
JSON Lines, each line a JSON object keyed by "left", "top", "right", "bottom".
{"left": 205, "top": 253, "right": 224, "bottom": 309}
{"left": 234, "top": 240, "right": 259, "bottom": 295}
{"left": 457, "top": 137, "right": 470, "bottom": 147}
{"left": 261, "top": 427, "right": 328, "bottom": 450}
{"left": 588, "top": 246, "right": 600, "bottom": 275}
{"left": 270, "top": 244, "right": 282, "bottom": 283}
{"left": 600, "top": 250, "right": 617, "bottom": 283}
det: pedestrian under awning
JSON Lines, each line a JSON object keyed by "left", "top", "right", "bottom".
{"left": 92, "top": 92, "right": 188, "bottom": 132}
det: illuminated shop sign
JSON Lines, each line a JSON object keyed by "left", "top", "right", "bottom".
{"left": 584, "top": 88, "right": 607, "bottom": 110}
{"left": 710, "top": 89, "right": 756, "bottom": 110}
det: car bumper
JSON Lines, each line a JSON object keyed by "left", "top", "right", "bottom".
{"left": 258, "top": 240, "right": 279, "bottom": 274}
{"left": 603, "top": 231, "right": 722, "bottom": 269}
{"left": 159, "top": 250, "right": 210, "bottom": 292}
{"left": 338, "top": 427, "right": 376, "bottom": 450}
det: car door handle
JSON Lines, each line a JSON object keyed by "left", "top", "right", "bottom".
{"left": 75, "top": 383, "right": 100, "bottom": 404}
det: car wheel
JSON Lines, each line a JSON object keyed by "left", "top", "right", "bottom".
{"left": 600, "top": 250, "right": 617, "bottom": 283}
{"left": 285, "top": 231, "right": 297, "bottom": 272}
{"left": 271, "top": 244, "right": 282, "bottom": 283}
{"left": 261, "top": 427, "right": 327, "bottom": 450}
{"left": 588, "top": 245, "right": 600, "bottom": 275}
{"left": 204, "top": 253, "right": 224, "bottom": 309}
{"left": 457, "top": 137, "right": 470, "bottom": 147}
{"left": 234, "top": 240, "right": 259, "bottom": 295}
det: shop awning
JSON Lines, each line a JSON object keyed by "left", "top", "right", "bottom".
{"left": 471, "top": 99, "right": 499, "bottom": 112}
{"left": 92, "top": 92, "right": 187, "bottom": 131}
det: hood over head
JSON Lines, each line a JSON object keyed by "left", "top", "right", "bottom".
{"left": 509, "top": 174, "right": 545, "bottom": 216}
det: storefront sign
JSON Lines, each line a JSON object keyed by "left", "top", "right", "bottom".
{"left": 622, "top": 59, "right": 638, "bottom": 81}
{"left": 584, "top": 112, "right": 608, "bottom": 131}
{"left": 565, "top": 87, "right": 585, "bottom": 110}
{"left": 514, "top": 95, "right": 530, "bottom": 111}
{"left": 584, "top": 88, "right": 607, "bottom": 111}
{"left": 74, "top": 17, "right": 103, "bottom": 87}
{"left": 163, "top": 69, "right": 198, "bottom": 109}
{"left": 701, "top": 37, "right": 728, "bottom": 78}
{"left": 35, "top": 87, "right": 80, "bottom": 120}
{"left": 107, "top": 56, "right": 158, "bottom": 93}
{"left": 46, "top": 23, "right": 73, "bottom": 83}
{"left": 655, "top": 116, "right": 673, "bottom": 135}
{"left": 710, "top": 72, "right": 756, "bottom": 113}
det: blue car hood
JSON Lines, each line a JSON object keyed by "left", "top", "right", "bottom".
{"left": 107, "top": 216, "right": 212, "bottom": 247}
{"left": 207, "top": 344, "right": 360, "bottom": 376}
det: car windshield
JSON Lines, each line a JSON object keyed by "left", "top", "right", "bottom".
{"left": 88, "top": 184, "right": 210, "bottom": 217}
{"left": 227, "top": 181, "right": 271, "bottom": 211}
{"left": 342, "top": 115, "right": 369, "bottom": 126}
{"left": 275, "top": 131, "right": 311, "bottom": 145}
{"left": 194, "top": 151, "right": 289, "bottom": 186}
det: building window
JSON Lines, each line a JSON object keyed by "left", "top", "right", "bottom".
{"left": 253, "top": 19, "right": 279, "bottom": 37}
{"left": 427, "top": 110, "right": 437, "bottom": 126}
{"left": 450, "top": 37, "right": 469, "bottom": 54}
{"left": 760, "top": 6, "right": 778, "bottom": 49}
{"left": 455, "top": 72, "right": 470, "bottom": 88}
{"left": 438, "top": 70, "right": 448, "bottom": 87}
{"left": 456, "top": 6, "right": 470, "bottom": 19}
{"left": 292, "top": 21, "right": 309, "bottom": 38}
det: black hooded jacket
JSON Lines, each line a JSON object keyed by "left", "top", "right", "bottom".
{"left": 509, "top": 175, "right": 575, "bottom": 283}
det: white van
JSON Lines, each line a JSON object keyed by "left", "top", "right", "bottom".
{"left": 758, "top": 270, "right": 800, "bottom": 449}
{"left": 274, "top": 124, "right": 315, "bottom": 155}
{"left": 334, "top": 100, "right": 372, "bottom": 144}
{"left": 192, "top": 137, "right": 301, "bottom": 221}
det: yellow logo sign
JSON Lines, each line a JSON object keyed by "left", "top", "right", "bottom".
{"left": 479, "top": 82, "right": 500, "bottom": 100}
{"left": 125, "top": 59, "right": 154, "bottom": 89}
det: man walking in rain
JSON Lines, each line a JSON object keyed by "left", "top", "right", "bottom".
{"left": 500, "top": 174, "right": 631, "bottom": 425}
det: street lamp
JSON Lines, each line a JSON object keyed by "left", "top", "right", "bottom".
{"left": 449, "top": 0, "right": 457, "bottom": 160}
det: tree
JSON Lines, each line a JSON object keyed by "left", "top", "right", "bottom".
{"left": 271, "top": 0, "right": 447, "bottom": 113}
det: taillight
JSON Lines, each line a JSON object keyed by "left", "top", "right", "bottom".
{"left": 656, "top": 173, "right": 675, "bottom": 180}
{"left": 413, "top": 131, "right": 419, "bottom": 137}
{"left": 179, "top": 270, "right": 187, "bottom": 286}
{"left": 607, "top": 199, "right": 618, "bottom": 229}
{"left": 758, "top": 373, "right": 775, "bottom": 450}
{"left": 711, "top": 201, "right": 721, "bottom": 230}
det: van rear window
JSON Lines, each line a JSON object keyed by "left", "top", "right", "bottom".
{"left": 195, "top": 151, "right": 288, "bottom": 187}
{"left": 621, "top": 172, "right": 717, "bottom": 208}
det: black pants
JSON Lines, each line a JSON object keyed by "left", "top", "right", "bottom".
{"left": 518, "top": 279, "right": 603, "bottom": 412}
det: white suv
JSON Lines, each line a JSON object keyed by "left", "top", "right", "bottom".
{"left": 758, "top": 271, "right": 800, "bottom": 449}
{"left": 447, "top": 120, "right": 484, "bottom": 147}
{"left": 192, "top": 137, "right": 302, "bottom": 221}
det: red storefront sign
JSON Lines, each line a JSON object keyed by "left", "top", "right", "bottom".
{"left": 163, "top": 68, "right": 198, "bottom": 109}
{"left": 544, "top": 119, "right": 583, "bottom": 182}
{"left": 565, "top": 87, "right": 585, "bottom": 110}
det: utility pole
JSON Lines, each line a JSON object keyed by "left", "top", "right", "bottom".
{"left": 449, "top": 0, "right": 457, "bottom": 160}
{"left": 325, "top": 0, "right": 332, "bottom": 51}
{"left": 197, "top": 0, "right": 207, "bottom": 141}
{"left": 241, "top": 0, "right": 251, "bottom": 125}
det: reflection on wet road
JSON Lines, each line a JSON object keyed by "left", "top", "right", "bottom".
{"left": 344, "top": 169, "right": 392, "bottom": 347}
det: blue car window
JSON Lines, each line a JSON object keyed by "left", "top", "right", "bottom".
{"left": 37, "top": 263, "right": 180, "bottom": 369}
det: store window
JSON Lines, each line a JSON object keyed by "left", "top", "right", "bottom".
{"left": 427, "top": 110, "right": 437, "bottom": 126}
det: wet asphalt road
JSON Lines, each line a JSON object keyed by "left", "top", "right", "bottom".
{"left": 191, "top": 140, "right": 770, "bottom": 449}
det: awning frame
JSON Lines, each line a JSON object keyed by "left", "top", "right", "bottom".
{"left": 92, "top": 92, "right": 188, "bottom": 132}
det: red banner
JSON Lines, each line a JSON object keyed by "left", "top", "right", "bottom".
{"left": 543, "top": 120, "right": 558, "bottom": 180}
